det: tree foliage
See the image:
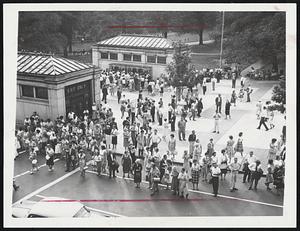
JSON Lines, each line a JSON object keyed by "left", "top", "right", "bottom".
{"left": 166, "top": 42, "right": 194, "bottom": 87}
{"left": 271, "top": 75, "right": 286, "bottom": 105}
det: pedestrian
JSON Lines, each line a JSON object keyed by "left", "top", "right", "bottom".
{"left": 121, "top": 151, "right": 132, "bottom": 178}
{"left": 207, "top": 138, "right": 214, "bottom": 158}
{"left": 171, "top": 165, "right": 180, "bottom": 195}
{"left": 94, "top": 148, "right": 102, "bottom": 176}
{"left": 78, "top": 149, "right": 87, "bottom": 177}
{"left": 211, "top": 76, "right": 217, "bottom": 91}
{"left": 188, "top": 130, "right": 197, "bottom": 155}
{"left": 137, "top": 129, "right": 146, "bottom": 157}
{"left": 202, "top": 77, "right": 207, "bottom": 95}
{"left": 219, "top": 149, "right": 228, "bottom": 180}
{"left": 212, "top": 112, "right": 221, "bottom": 133}
{"left": 248, "top": 160, "right": 263, "bottom": 190}
{"left": 162, "top": 160, "right": 172, "bottom": 190}
{"left": 226, "top": 136, "right": 235, "bottom": 163}
{"left": 238, "top": 88, "right": 244, "bottom": 102}
{"left": 193, "top": 140, "right": 202, "bottom": 164}
{"left": 178, "top": 168, "right": 189, "bottom": 199}
{"left": 45, "top": 144, "right": 55, "bottom": 172}
{"left": 196, "top": 98, "right": 203, "bottom": 117}
{"left": 29, "top": 145, "right": 38, "bottom": 175}
{"left": 265, "top": 159, "right": 274, "bottom": 191}
{"left": 102, "top": 84, "right": 108, "bottom": 103}
{"left": 117, "top": 87, "right": 122, "bottom": 104}
{"left": 225, "top": 99, "right": 231, "bottom": 119}
{"left": 232, "top": 72, "right": 236, "bottom": 88}
{"left": 229, "top": 157, "right": 241, "bottom": 192}
{"left": 268, "top": 108, "right": 275, "bottom": 129}
{"left": 215, "top": 94, "right": 222, "bottom": 113}
{"left": 132, "top": 159, "right": 143, "bottom": 188}
{"left": 178, "top": 117, "right": 187, "bottom": 141}
{"left": 240, "top": 75, "right": 246, "bottom": 88}
{"left": 107, "top": 150, "right": 117, "bottom": 178}
{"left": 210, "top": 161, "right": 221, "bottom": 197}
{"left": 159, "top": 154, "right": 168, "bottom": 181}
{"left": 191, "top": 160, "right": 201, "bottom": 190}
{"left": 235, "top": 132, "right": 244, "bottom": 156}
{"left": 168, "top": 134, "right": 177, "bottom": 161}
{"left": 245, "top": 84, "right": 253, "bottom": 102}
{"left": 230, "top": 90, "right": 237, "bottom": 107}
{"left": 162, "top": 118, "right": 169, "bottom": 141}
{"left": 182, "top": 150, "right": 190, "bottom": 173}
{"left": 170, "top": 112, "right": 176, "bottom": 132}
{"left": 257, "top": 106, "right": 269, "bottom": 131}
{"left": 150, "top": 163, "right": 160, "bottom": 196}
{"left": 111, "top": 125, "right": 118, "bottom": 150}
{"left": 268, "top": 138, "right": 278, "bottom": 161}
{"left": 200, "top": 152, "right": 210, "bottom": 182}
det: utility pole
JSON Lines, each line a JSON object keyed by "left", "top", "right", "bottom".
{"left": 219, "top": 11, "right": 225, "bottom": 69}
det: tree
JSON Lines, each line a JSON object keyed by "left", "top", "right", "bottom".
{"left": 166, "top": 42, "right": 194, "bottom": 87}
{"left": 223, "top": 12, "right": 285, "bottom": 71}
{"left": 271, "top": 75, "right": 286, "bottom": 112}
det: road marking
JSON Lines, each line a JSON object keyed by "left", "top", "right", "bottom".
{"left": 13, "top": 167, "right": 79, "bottom": 206}
{"left": 86, "top": 170, "right": 283, "bottom": 209}
{"left": 14, "top": 158, "right": 60, "bottom": 179}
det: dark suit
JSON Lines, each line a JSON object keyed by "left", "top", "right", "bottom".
{"left": 107, "top": 153, "right": 117, "bottom": 178}
{"left": 215, "top": 96, "right": 222, "bottom": 113}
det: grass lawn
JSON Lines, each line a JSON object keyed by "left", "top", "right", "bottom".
{"left": 190, "top": 42, "right": 220, "bottom": 53}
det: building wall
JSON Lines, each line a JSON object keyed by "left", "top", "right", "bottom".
{"left": 16, "top": 69, "right": 101, "bottom": 122}
{"left": 92, "top": 46, "right": 174, "bottom": 79}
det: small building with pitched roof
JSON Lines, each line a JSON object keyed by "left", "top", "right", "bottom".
{"left": 92, "top": 34, "right": 175, "bottom": 79}
{"left": 16, "top": 52, "right": 102, "bottom": 122}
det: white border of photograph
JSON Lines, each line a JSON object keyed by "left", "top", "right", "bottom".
{"left": 3, "top": 3, "right": 297, "bottom": 228}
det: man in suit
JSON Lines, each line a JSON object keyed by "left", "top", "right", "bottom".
{"left": 215, "top": 94, "right": 222, "bottom": 113}
{"left": 150, "top": 102, "right": 156, "bottom": 123}
{"left": 102, "top": 85, "right": 108, "bottom": 103}
{"left": 107, "top": 150, "right": 117, "bottom": 178}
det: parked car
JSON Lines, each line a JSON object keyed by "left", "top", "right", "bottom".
{"left": 12, "top": 197, "right": 119, "bottom": 218}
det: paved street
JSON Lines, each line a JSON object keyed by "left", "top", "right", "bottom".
{"left": 12, "top": 79, "right": 284, "bottom": 217}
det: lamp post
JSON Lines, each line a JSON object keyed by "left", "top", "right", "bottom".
{"left": 219, "top": 11, "right": 225, "bottom": 69}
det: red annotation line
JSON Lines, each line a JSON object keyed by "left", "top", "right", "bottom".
{"left": 43, "top": 198, "right": 209, "bottom": 203}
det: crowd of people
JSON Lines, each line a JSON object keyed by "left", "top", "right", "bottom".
{"left": 13, "top": 67, "right": 286, "bottom": 198}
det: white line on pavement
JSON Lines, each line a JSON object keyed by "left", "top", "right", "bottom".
{"left": 86, "top": 170, "right": 283, "bottom": 209}
{"left": 13, "top": 167, "right": 79, "bottom": 206}
{"left": 14, "top": 159, "right": 60, "bottom": 179}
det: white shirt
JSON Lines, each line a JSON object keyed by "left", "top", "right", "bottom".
{"left": 211, "top": 166, "right": 221, "bottom": 177}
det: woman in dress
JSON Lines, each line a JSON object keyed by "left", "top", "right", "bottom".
{"left": 132, "top": 159, "right": 143, "bottom": 188}
{"left": 111, "top": 125, "right": 118, "bottom": 150}
{"left": 162, "top": 160, "right": 172, "bottom": 190}
{"left": 171, "top": 165, "right": 180, "bottom": 195}
{"left": 235, "top": 132, "right": 244, "bottom": 157}
{"left": 182, "top": 150, "right": 190, "bottom": 173}
{"left": 219, "top": 149, "right": 228, "bottom": 180}
{"left": 193, "top": 140, "right": 202, "bottom": 165}
{"left": 45, "top": 144, "right": 55, "bottom": 172}
{"left": 168, "top": 134, "right": 177, "bottom": 161}
{"left": 265, "top": 159, "right": 274, "bottom": 190}
{"left": 191, "top": 160, "right": 201, "bottom": 190}
{"left": 121, "top": 151, "right": 132, "bottom": 178}
{"left": 268, "top": 138, "right": 278, "bottom": 161}
{"left": 178, "top": 168, "right": 189, "bottom": 199}
{"left": 123, "top": 127, "right": 131, "bottom": 150}
{"left": 226, "top": 135, "right": 235, "bottom": 163}
{"left": 78, "top": 149, "right": 87, "bottom": 177}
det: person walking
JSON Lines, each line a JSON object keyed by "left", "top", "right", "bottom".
{"left": 102, "top": 85, "right": 108, "bottom": 103}
{"left": 178, "top": 117, "right": 187, "bottom": 141}
{"left": 121, "top": 151, "right": 132, "bottom": 178}
{"left": 150, "top": 163, "right": 160, "bottom": 196}
{"left": 168, "top": 134, "right": 177, "bottom": 161}
{"left": 117, "top": 87, "right": 122, "bottom": 104}
{"left": 265, "top": 159, "right": 275, "bottom": 191}
{"left": 219, "top": 149, "right": 228, "bottom": 180}
{"left": 229, "top": 157, "right": 241, "bottom": 192}
{"left": 226, "top": 136, "right": 235, "bottom": 163}
{"left": 207, "top": 138, "right": 214, "bottom": 158}
{"left": 191, "top": 160, "right": 201, "bottom": 190}
{"left": 257, "top": 106, "right": 269, "bottom": 131}
{"left": 171, "top": 165, "right": 180, "bottom": 195}
{"left": 107, "top": 150, "right": 117, "bottom": 178}
{"left": 256, "top": 100, "right": 263, "bottom": 119}
{"left": 182, "top": 150, "right": 190, "bottom": 173}
{"left": 225, "top": 99, "right": 231, "bottom": 119}
{"left": 211, "top": 76, "right": 217, "bottom": 91}
{"left": 170, "top": 112, "right": 176, "bottom": 132}
{"left": 235, "top": 132, "right": 244, "bottom": 156}
{"left": 159, "top": 154, "right": 168, "bottom": 181}
{"left": 132, "top": 159, "right": 143, "bottom": 188}
{"left": 212, "top": 112, "right": 221, "bottom": 134}
{"left": 215, "top": 94, "right": 222, "bottom": 113}
{"left": 248, "top": 160, "right": 263, "bottom": 190}
{"left": 188, "top": 130, "right": 197, "bottom": 156}
{"left": 232, "top": 72, "right": 236, "bottom": 88}
{"left": 268, "top": 138, "right": 278, "bottom": 161}
{"left": 210, "top": 161, "right": 221, "bottom": 197}
{"left": 45, "top": 144, "right": 55, "bottom": 172}
{"left": 231, "top": 90, "right": 237, "bottom": 106}
{"left": 78, "top": 149, "right": 87, "bottom": 177}
{"left": 202, "top": 77, "right": 207, "bottom": 95}
{"left": 196, "top": 98, "right": 203, "bottom": 117}
{"left": 178, "top": 168, "right": 189, "bottom": 199}
{"left": 245, "top": 84, "right": 253, "bottom": 102}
